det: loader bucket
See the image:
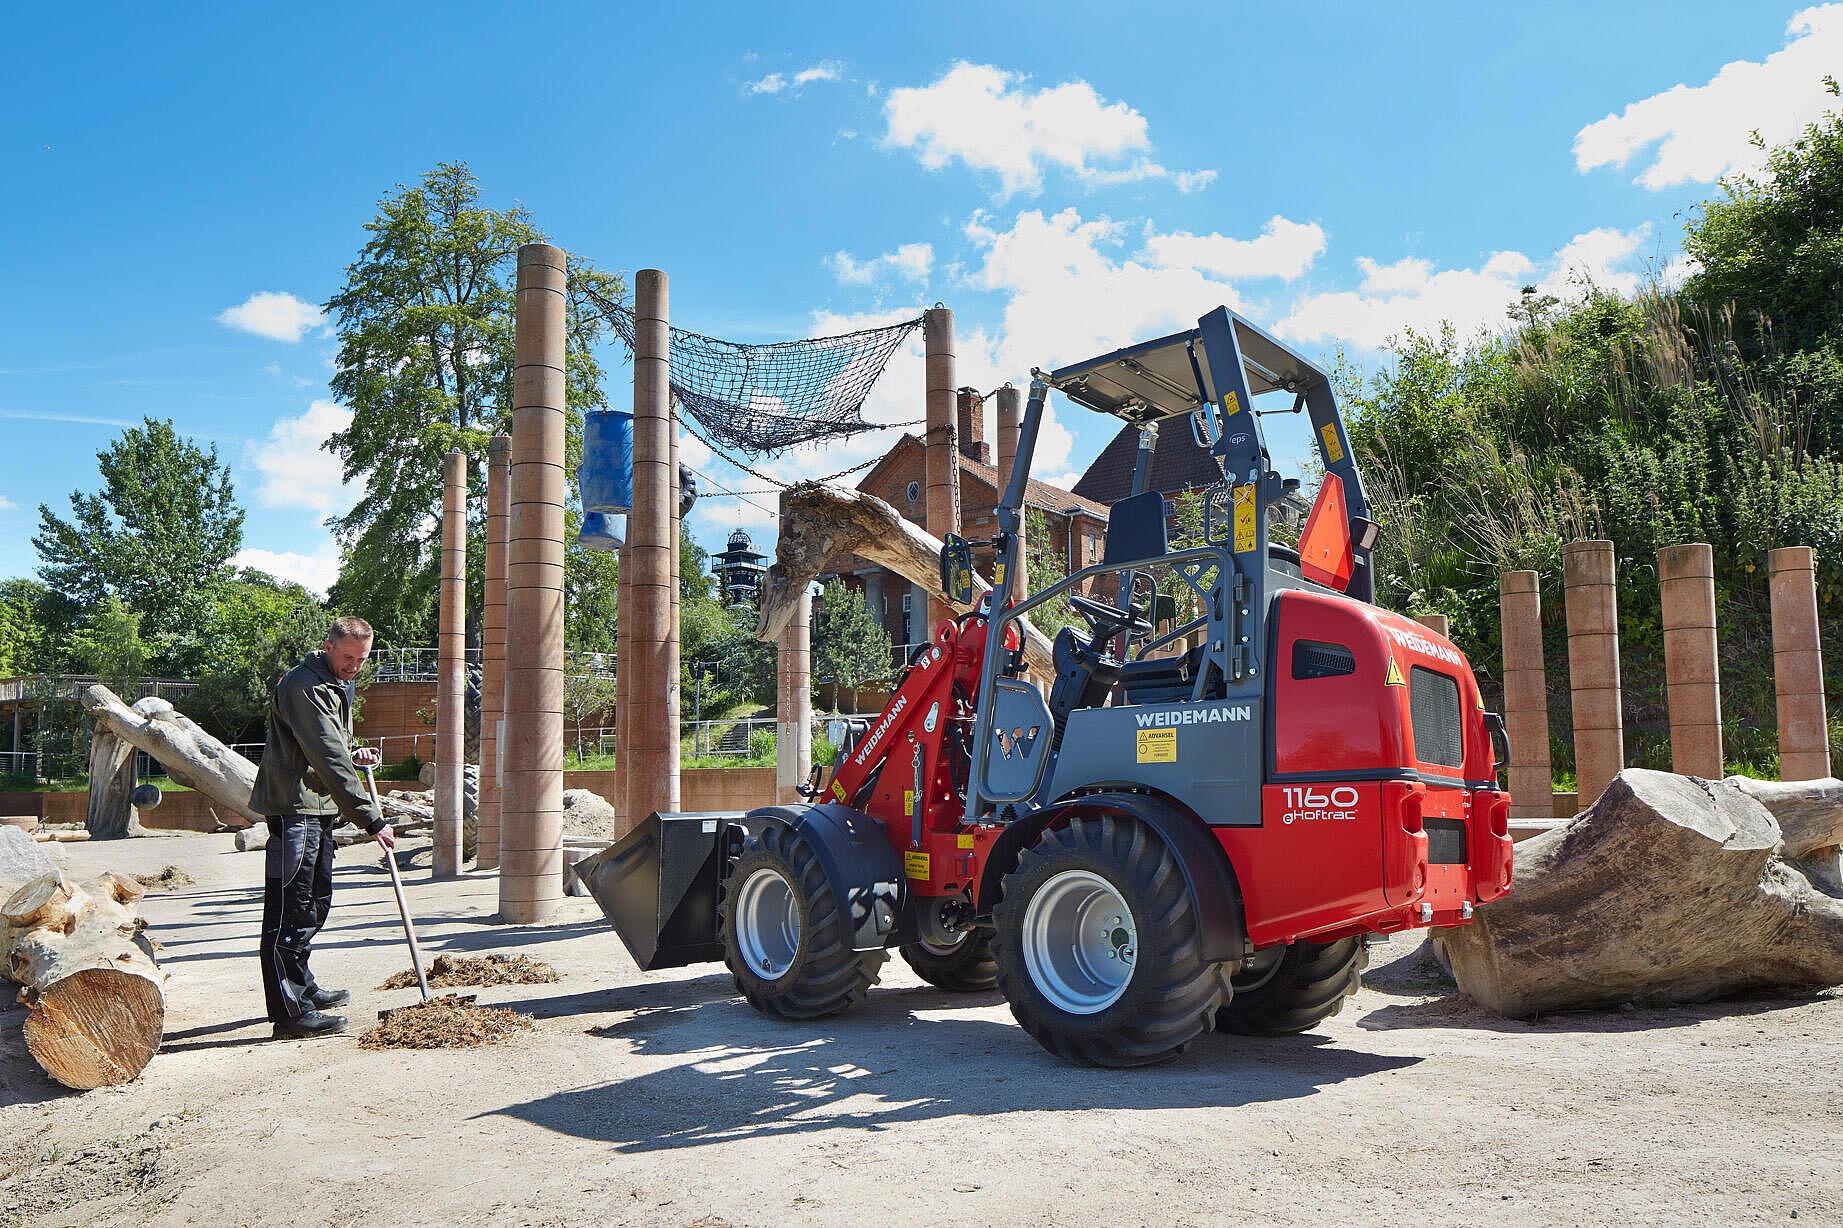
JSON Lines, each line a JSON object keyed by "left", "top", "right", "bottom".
{"left": 579, "top": 811, "right": 733, "bottom": 971}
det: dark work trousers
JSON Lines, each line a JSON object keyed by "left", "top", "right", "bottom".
{"left": 259, "top": 814, "right": 336, "bottom": 1021}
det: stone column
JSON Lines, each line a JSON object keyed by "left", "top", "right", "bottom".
{"left": 1563, "top": 540, "right": 1623, "bottom": 806}
{"left": 666, "top": 421, "right": 682, "bottom": 812}
{"left": 1413, "top": 613, "right": 1449, "bottom": 638}
{"left": 614, "top": 539, "right": 632, "bottom": 835}
{"left": 1499, "top": 571, "right": 1553, "bottom": 821}
{"left": 922, "top": 306, "right": 959, "bottom": 630}
{"left": 1659, "top": 543, "right": 1723, "bottom": 779}
{"left": 995, "top": 383, "right": 1025, "bottom": 603}
{"left": 433, "top": 447, "right": 467, "bottom": 877}
{"left": 498, "top": 243, "right": 567, "bottom": 924}
{"left": 776, "top": 586, "right": 812, "bottom": 805}
{"left": 1770, "top": 547, "right": 1830, "bottom": 781}
{"left": 476, "top": 434, "right": 510, "bottom": 870}
{"left": 624, "top": 269, "right": 679, "bottom": 831}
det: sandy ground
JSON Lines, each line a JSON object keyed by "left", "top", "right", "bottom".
{"left": 2, "top": 831, "right": 1840, "bottom": 1228}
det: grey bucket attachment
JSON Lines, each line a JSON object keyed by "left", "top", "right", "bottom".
{"left": 580, "top": 811, "right": 734, "bottom": 971}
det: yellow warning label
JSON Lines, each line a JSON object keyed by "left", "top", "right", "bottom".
{"left": 1320, "top": 423, "right": 1344, "bottom": 465}
{"left": 1223, "top": 392, "right": 1245, "bottom": 416}
{"left": 958, "top": 833, "right": 976, "bottom": 849}
{"left": 1232, "top": 483, "right": 1257, "bottom": 554}
{"left": 903, "top": 790, "right": 915, "bottom": 816}
{"left": 904, "top": 850, "right": 931, "bottom": 879}
{"left": 831, "top": 779, "right": 846, "bottom": 802}
{"left": 1384, "top": 657, "right": 1406, "bottom": 687}
{"left": 1136, "top": 728, "right": 1177, "bottom": 763}
{"left": 993, "top": 562, "right": 1005, "bottom": 587}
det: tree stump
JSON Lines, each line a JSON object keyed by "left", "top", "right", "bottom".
{"left": 2, "top": 870, "right": 165, "bottom": 1089}
{"left": 84, "top": 721, "right": 143, "bottom": 840}
{"left": 1438, "top": 769, "right": 1843, "bottom": 1016}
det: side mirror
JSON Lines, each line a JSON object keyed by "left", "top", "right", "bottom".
{"left": 940, "top": 534, "right": 975, "bottom": 606}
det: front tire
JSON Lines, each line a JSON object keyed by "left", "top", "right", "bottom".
{"left": 719, "top": 823, "right": 885, "bottom": 1019}
{"left": 900, "top": 930, "right": 999, "bottom": 992}
{"left": 991, "top": 813, "right": 1224, "bottom": 1067}
{"left": 1214, "top": 938, "right": 1365, "bottom": 1036}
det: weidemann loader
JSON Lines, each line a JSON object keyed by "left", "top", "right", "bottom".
{"left": 583, "top": 307, "right": 1514, "bottom": 1066}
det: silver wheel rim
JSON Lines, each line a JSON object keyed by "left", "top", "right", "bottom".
{"left": 918, "top": 931, "right": 969, "bottom": 958}
{"left": 1021, "top": 869, "right": 1136, "bottom": 1015}
{"left": 735, "top": 867, "right": 800, "bottom": 979}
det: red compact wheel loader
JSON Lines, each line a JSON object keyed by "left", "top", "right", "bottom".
{"left": 583, "top": 307, "right": 1513, "bottom": 1066}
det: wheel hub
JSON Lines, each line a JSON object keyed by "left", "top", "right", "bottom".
{"left": 735, "top": 867, "right": 800, "bottom": 979}
{"left": 1021, "top": 869, "right": 1136, "bottom": 1015}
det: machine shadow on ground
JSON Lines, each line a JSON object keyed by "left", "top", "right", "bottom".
{"left": 482, "top": 985, "right": 1422, "bottom": 1152}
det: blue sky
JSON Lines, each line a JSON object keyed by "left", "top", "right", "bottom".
{"left": 4, "top": 2, "right": 1839, "bottom": 596}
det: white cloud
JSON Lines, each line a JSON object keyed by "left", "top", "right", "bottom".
{"left": 827, "top": 242, "right": 934, "bottom": 286}
{"left": 1142, "top": 215, "right": 1327, "bottom": 281}
{"left": 1574, "top": 5, "right": 1843, "bottom": 188}
{"left": 883, "top": 62, "right": 1211, "bottom": 197}
{"left": 231, "top": 543, "right": 341, "bottom": 596}
{"left": 0, "top": 495, "right": 16, "bottom": 511}
{"left": 217, "top": 291, "right": 325, "bottom": 343}
{"left": 246, "top": 400, "right": 355, "bottom": 515}
{"left": 747, "top": 59, "right": 845, "bottom": 95}
{"left": 1279, "top": 225, "right": 1655, "bottom": 351}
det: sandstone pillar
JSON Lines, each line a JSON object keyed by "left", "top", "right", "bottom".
{"left": 1499, "top": 570, "right": 1553, "bottom": 821}
{"left": 1563, "top": 540, "right": 1623, "bottom": 806}
{"left": 776, "top": 586, "right": 812, "bottom": 805}
{"left": 666, "top": 420, "right": 682, "bottom": 813}
{"left": 1659, "top": 543, "right": 1723, "bottom": 779}
{"left": 995, "top": 383, "right": 1025, "bottom": 603}
{"left": 499, "top": 243, "right": 567, "bottom": 924}
{"left": 1770, "top": 547, "right": 1830, "bottom": 781}
{"left": 615, "top": 539, "right": 632, "bottom": 834}
{"left": 476, "top": 434, "right": 510, "bottom": 870}
{"left": 433, "top": 447, "right": 467, "bottom": 877}
{"left": 922, "top": 306, "right": 959, "bottom": 630}
{"left": 1413, "top": 613, "right": 1449, "bottom": 638}
{"left": 624, "top": 269, "right": 679, "bottom": 831}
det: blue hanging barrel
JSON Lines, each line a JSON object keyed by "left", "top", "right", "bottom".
{"left": 581, "top": 409, "right": 635, "bottom": 514}
{"left": 577, "top": 510, "right": 625, "bottom": 551}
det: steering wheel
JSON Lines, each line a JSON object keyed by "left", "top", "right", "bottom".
{"left": 1068, "top": 593, "right": 1152, "bottom": 642}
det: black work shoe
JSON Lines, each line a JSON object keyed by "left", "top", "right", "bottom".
{"left": 272, "top": 1011, "right": 348, "bottom": 1040}
{"left": 305, "top": 987, "right": 351, "bottom": 1010}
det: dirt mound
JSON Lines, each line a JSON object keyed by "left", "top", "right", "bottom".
{"left": 561, "top": 789, "right": 617, "bottom": 842}
{"left": 132, "top": 866, "right": 195, "bottom": 891}
{"left": 357, "top": 994, "right": 533, "bottom": 1050}
{"left": 377, "top": 952, "right": 559, "bottom": 990}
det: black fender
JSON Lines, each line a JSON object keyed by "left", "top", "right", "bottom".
{"left": 732, "top": 803, "right": 913, "bottom": 952}
{"left": 976, "top": 792, "right": 1249, "bottom": 965}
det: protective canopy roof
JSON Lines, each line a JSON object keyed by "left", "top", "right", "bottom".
{"left": 1047, "top": 312, "right": 1329, "bottom": 424}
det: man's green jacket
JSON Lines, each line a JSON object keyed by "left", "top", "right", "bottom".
{"left": 250, "top": 650, "right": 385, "bottom": 833}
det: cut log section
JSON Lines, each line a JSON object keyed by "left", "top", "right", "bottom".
{"left": 758, "top": 481, "right": 1055, "bottom": 675}
{"left": 2, "top": 870, "right": 165, "bottom": 1089}
{"left": 1438, "top": 769, "right": 1843, "bottom": 1017}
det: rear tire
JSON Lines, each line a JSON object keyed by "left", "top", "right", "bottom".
{"left": 719, "top": 822, "right": 885, "bottom": 1019}
{"left": 1215, "top": 938, "right": 1365, "bottom": 1036}
{"left": 991, "top": 813, "right": 1224, "bottom": 1067}
{"left": 900, "top": 931, "right": 998, "bottom": 992}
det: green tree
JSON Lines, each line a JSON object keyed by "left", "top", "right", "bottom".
{"left": 67, "top": 598, "right": 149, "bottom": 698}
{"left": 186, "top": 571, "right": 326, "bottom": 739}
{"left": 33, "top": 417, "right": 243, "bottom": 660}
{"left": 563, "top": 650, "right": 619, "bottom": 761}
{"left": 812, "top": 579, "right": 893, "bottom": 711}
{"left": 324, "top": 161, "right": 624, "bottom": 643}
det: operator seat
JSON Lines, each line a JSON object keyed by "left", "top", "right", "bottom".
{"left": 1046, "top": 625, "right": 1120, "bottom": 754}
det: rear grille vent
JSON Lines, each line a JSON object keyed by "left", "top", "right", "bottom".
{"left": 1425, "top": 818, "right": 1468, "bottom": 864}
{"left": 1409, "top": 665, "right": 1463, "bottom": 767}
{"left": 1292, "top": 640, "right": 1356, "bottom": 680}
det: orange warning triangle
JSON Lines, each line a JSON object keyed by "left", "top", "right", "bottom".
{"left": 1299, "top": 472, "right": 1354, "bottom": 591}
{"left": 1384, "top": 657, "right": 1406, "bottom": 687}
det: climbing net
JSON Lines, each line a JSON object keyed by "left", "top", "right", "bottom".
{"left": 584, "top": 286, "right": 921, "bottom": 459}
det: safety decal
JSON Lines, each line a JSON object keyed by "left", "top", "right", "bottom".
{"left": 831, "top": 779, "right": 846, "bottom": 802}
{"left": 903, "top": 790, "right": 915, "bottom": 816}
{"left": 904, "top": 850, "right": 930, "bottom": 879}
{"left": 1223, "top": 392, "right": 1245, "bottom": 416}
{"left": 1320, "top": 423, "right": 1344, "bottom": 465}
{"left": 1136, "top": 727, "right": 1177, "bottom": 763}
{"left": 994, "top": 562, "right": 1005, "bottom": 587}
{"left": 1384, "top": 657, "right": 1406, "bottom": 687}
{"left": 957, "top": 833, "right": 976, "bottom": 849}
{"left": 1232, "top": 483, "right": 1257, "bottom": 554}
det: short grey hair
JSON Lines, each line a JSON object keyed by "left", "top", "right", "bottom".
{"left": 327, "top": 615, "right": 374, "bottom": 644}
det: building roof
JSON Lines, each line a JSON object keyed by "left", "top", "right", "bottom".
{"left": 1071, "top": 424, "right": 1223, "bottom": 506}
{"left": 855, "top": 434, "right": 1109, "bottom": 520}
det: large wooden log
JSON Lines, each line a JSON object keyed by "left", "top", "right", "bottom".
{"left": 81, "top": 686, "right": 262, "bottom": 827}
{"left": 758, "top": 481, "right": 1055, "bottom": 675}
{"left": 1438, "top": 769, "right": 1843, "bottom": 1016}
{"left": 2, "top": 870, "right": 164, "bottom": 1089}
{"left": 84, "top": 721, "right": 143, "bottom": 839}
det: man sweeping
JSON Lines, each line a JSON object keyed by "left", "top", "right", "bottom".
{"left": 250, "top": 615, "right": 396, "bottom": 1039}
